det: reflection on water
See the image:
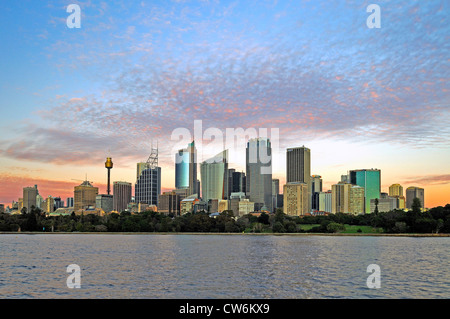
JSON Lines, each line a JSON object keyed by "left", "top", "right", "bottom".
{"left": 0, "top": 234, "right": 448, "bottom": 299}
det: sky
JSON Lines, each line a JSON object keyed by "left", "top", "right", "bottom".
{"left": 0, "top": 0, "right": 449, "bottom": 208}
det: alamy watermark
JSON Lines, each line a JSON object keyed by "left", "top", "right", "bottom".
{"left": 66, "top": 4, "right": 81, "bottom": 29}
{"left": 366, "top": 264, "right": 381, "bottom": 289}
{"left": 366, "top": 4, "right": 381, "bottom": 29}
{"left": 66, "top": 264, "right": 81, "bottom": 289}
{"left": 171, "top": 120, "right": 279, "bottom": 174}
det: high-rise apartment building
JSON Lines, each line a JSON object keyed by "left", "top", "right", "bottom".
{"left": 283, "top": 182, "right": 309, "bottom": 217}
{"left": 200, "top": 150, "right": 228, "bottom": 203}
{"left": 349, "top": 185, "right": 365, "bottom": 215}
{"left": 113, "top": 181, "right": 132, "bottom": 213}
{"left": 286, "top": 146, "right": 311, "bottom": 211}
{"left": 246, "top": 138, "right": 272, "bottom": 212}
{"left": 43, "top": 196, "right": 55, "bottom": 214}
{"left": 349, "top": 169, "right": 381, "bottom": 213}
{"left": 175, "top": 141, "right": 198, "bottom": 196}
{"left": 406, "top": 186, "right": 425, "bottom": 210}
{"left": 319, "top": 190, "right": 332, "bottom": 213}
{"left": 332, "top": 182, "right": 365, "bottom": 215}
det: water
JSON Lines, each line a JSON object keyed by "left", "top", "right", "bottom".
{"left": 0, "top": 234, "right": 448, "bottom": 299}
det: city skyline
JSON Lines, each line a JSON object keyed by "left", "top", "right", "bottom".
{"left": 0, "top": 1, "right": 449, "bottom": 208}
{"left": 0, "top": 142, "right": 436, "bottom": 212}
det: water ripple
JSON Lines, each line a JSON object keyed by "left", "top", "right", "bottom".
{"left": 0, "top": 234, "right": 448, "bottom": 299}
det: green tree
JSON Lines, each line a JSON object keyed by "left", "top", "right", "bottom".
{"left": 257, "top": 212, "right": 270, "bottom": 225}
{"left": 412, "top": 197, "right": 422, "bottom": 214}
{"left": 272, "top": 221, "right": 285, "bottom": 233}
{"left": 374, "top": 198, "right": 379, "bottom": 214}
{"left": 326, "top": 222, "right": 346, "bottom": 233}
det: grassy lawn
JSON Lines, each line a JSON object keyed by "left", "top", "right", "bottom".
{"left": 341, "top": 225, "right": 383, "bottom": 233}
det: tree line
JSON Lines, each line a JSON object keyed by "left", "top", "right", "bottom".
{"left": 1, "top": 201, "right": 449, "bottom": 234}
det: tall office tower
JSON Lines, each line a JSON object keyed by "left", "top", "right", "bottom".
{"left": 54, "top": 197, "right": 64, "bottom": 209}
{"left": 319, "top": 190, "right": 332, "bottom": 213}
{"left": 283, "top": 182, "right": 309, "bottom": 216}
{"left": 113, "top": 181, "right": 132, "bottom": 213}
{"left": 286, "top": 146, "right": 311, "bottom": 212}
{"left": 226, "top": 168, "right": 236, "bottom": 199}
{"left": 389, "top": 184, "right": 403, "bottom": 197}
{"left": 36, "top": 194, "right": 44, "bottom": 209}
{"left": 200, "top": 150, "right": 228, "bottom": 203}
{"left": 175, "top": 141, "right": 198, "bottom": 196}
{"left": 406, "top": 186, "right": 425, "bottom": 210}
{"left": 332, "top": 182, "right": 351, "bottom": 214}
{"left": 272, "top": 179, "right": 280, "bottom": 211}
{"left": 74, "top": 180, "right": 99, "bottom": 211}
{"left": 66, "top": 197, "right": 74, "bottom": 208}
{"left": 349, "top": 169, "right": 381, "bottom": 214}
{"left": 136, "top": 147, "right": 161, "bottom": 207}
{"left": 231, "top": 171, "right": 246, "bottom": 194}
{"left": 246, "top": 138, "right": 272, "bottom": 212}
{"left": 23, "top": 185, "right": 38, "bottom": 211}
{"left": 311, "top": 175, "right": 323, "bottom": 211}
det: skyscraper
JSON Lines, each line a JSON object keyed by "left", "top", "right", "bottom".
{"left": 319, "top": 190, "right": 332, "bottom": 213}
{"left": 286, "top": 146, "right": 311, "bottom": 211}
{"left": 349, "top": 169, "right": 381, "bottom": 214}
{"left": 200, "top": 150, "right": 228, "bottom": 203}
{"left": 23, "top": 186, "right": 38, "bottom": 211}
{"left": 66, "top": 197, "right": 74, "bottom": 208}
{"left": 389, "top": 183, "right": 405, "bottom": 210}
{"left": 283, "top": 182, "right": 309, "bottom": 216}
{"left": 311, "top": 175, "right": 323, "bottom": 211}
{"left": 246, "top": 138, "right": 272, "bottom": 212}
{"left": 136, "top": 147, "right": 161, "bottom": 207}
{"left": 272, "top": 179, "right": 280, "bottom": 211}
{"left": 406, "top": 186, "right": 425, "bottom": 210}
{"left": 175, "top": 141, "right": 198, "bottom": 196}
{"left": 159, "top": 188, "right": 189, "bottom": 216}
{"left": 332, "top": 182, "right": 365, "bottom": 215}
{"left": 389, "top": 184, "right": 403, "bottom": 197}
{"left": 113, "top": 181, "right": 132, "bottom": 213}
{"left": 231, "top": 171, "right": 246, "bottom": 194}
{"left": 74, "top": 180, "right": 98, "bottom": 211}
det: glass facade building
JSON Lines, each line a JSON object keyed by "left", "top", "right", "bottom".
{"left": 175, "top": 141, "right": 198, "bottom": 196}
{"left": 246, "top": 138, "right": 272, "bottom": 212}
{"left": 349, "top": 169, "right": 381, "bottom": 214}
{"left": 135, "top": 166, "right": 161, "bottom": 206}
{"left": 200, "top": 150, "right": 228, "bottom": 203}
{"left": 175, "top": 151, "right": 190, "bottom": 190}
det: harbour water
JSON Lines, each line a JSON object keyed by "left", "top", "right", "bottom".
{"left": 0, "top": 234, "right": 448, "bottom": 299}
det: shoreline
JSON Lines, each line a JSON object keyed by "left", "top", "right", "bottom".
{"left": 0, "top": 231, "right": 449, "bottom": 237}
